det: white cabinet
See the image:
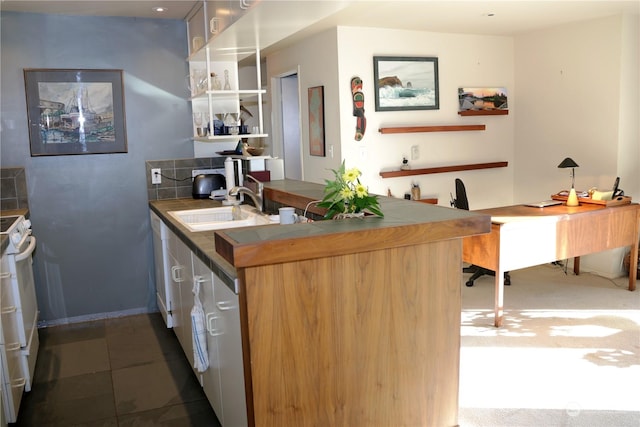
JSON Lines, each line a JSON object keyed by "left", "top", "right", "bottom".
{"left": 212, "top": 273, "right": 247, "bottom": 427}
{"left": 194, "top": 253, "right": 248, "bottom": 427}
{"left": 192, "top": 255, "right": 224, "bottom": 420}
{"left": 167, "top": 227, "right": 193, "bottom": 352}
{"left": 158, "top": 216, "right": 247, "bottom": 426}
{"left": 150, "top": 212, "right": 174, "bottom": 327}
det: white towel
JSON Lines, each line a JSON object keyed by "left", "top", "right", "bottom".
{"left": 191, "top": 278, "right": 209, "bottom": 373}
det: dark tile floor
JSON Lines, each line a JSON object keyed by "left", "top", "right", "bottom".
{"left": 14, "top": 313, "right": 222, "bottom": 426}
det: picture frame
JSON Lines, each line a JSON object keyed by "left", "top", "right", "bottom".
{"left": 458, "top": 87, "right": 509, "bottom": 116}
{"left": 373, "top": 56, "right": 439, "bottom": 111}
{"left": 23, "top": 69, "right": 127, "bottom": 156}
{"left": 308, "top": 85, "right": 325, "bottom": 157}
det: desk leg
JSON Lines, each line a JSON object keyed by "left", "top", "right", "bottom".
{"left": 630, "top": 243, "right": 638, "bottom": 292}
{"left": 494, "top": 270, "right": 505, "bottom": 327}
{"left": 573, "top": 256, "right": 580, "bottom": 275}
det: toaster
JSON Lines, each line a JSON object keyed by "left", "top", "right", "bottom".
{"left": 192, "top": 174, "right": 226, "bottom": 199}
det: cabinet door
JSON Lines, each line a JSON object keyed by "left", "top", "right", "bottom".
{"left": 167, "top": 230, "right": 193, "bottom": 352}
{"left": 150, "top": 212, "right": 173, "bottom": 327}
{"left": 214, "top": 277, "right": 247, "bottom": 427}
{"left": 192, "top": 255, "right": 224, "bottom": 422}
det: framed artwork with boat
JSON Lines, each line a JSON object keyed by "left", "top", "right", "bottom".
{"left": 373, "top": 56, "right": 439, "bottom": 112}
{"left": 23, "top": 69, "right": 127, "bottom": 156}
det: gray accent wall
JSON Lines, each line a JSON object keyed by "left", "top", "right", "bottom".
{"left": 1, "top": 12, "right": 193, "bottom": 324}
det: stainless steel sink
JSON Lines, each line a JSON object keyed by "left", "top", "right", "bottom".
{"left": 167, "top": 205, "right": 276, "bottom": 232}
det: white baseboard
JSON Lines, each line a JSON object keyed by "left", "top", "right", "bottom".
{"left": 37, "top": 307, "right": 157, "bottom": 328}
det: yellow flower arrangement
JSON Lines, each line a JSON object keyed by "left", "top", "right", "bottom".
{"left": 317, "top": 161, "right": 384, "bottom": 219}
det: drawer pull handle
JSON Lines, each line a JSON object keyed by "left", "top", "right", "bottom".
{"left": 6, "top": 342, "right": 21, "bottom": 351}
{"left": 171, "top": 265, "right": 184, "bottom": 283}
{"left": 216, "top": 301, "right": 235, "bottom": 311}
{"left": 11, "top": 377, "right": 26, "bottom": 388}
{"left": 1, "top": 305, "right": 17, "bottom": 314}
{"left": 206, "top": 312, "right": 222, "bottom": 336}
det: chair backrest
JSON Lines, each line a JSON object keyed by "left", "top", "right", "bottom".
{"left": 453, "top": 178, "right": 470, "bottom": 210}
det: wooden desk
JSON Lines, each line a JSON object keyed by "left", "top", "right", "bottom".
{"left": 463, "top": 203, "right": 640, "bottom": 327}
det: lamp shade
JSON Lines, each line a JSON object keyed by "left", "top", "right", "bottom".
{"left": 558, "top": 157, "right": 579, "bottom": 168}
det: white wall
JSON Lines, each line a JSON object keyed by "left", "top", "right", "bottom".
{"left": 267, "top": 28, "right": 341, "bottom": 184}
{"left": 267, "top": 26, "right": 515, "bottom": 209}
{"left": 514, "top": 15, "right": 629, "bottom": 201}
{"left": 514, "top": 14, "right": 639, "bottom": 277}
{"left": 336, "top": 27, "right": 515, "bottom": 208}
{"left": 266, "top": 16, "right": 637, "bottom": 277}
{"left": 618, "top": 13, "right": 640, "bottom": 199}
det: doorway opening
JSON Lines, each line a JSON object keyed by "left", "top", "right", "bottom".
{"left": 272, "top": 70, "right": 302, "bottom": 180}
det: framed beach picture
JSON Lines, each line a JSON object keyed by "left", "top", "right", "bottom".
{"left": 458, "top": 87, "right": 509, "bottom": 116}
{"left": 373, "top": 56, "right": 439, "bottom": 111}
{"left": 23, "top": 69, "right": 127, "bottom": 156}
{"left": 308, "top": 86, "right": 325, "bottom": 157}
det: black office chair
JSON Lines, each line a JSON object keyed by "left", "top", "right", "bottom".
{"left": 452, "top": 178, "right": 511, "bottom": 287}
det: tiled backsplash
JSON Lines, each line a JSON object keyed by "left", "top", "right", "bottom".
{"left": 145, "top": 157, "right": 325, "bottom": 220}
{"left": 146, "top": 157, "right": 227, "bottom": 200}
{"left": 1, "top": 167, "right": 29, "bottom": 210}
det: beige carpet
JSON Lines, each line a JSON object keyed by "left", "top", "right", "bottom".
{"left": 458, "top": 263, "right": 640, "bottom": 427}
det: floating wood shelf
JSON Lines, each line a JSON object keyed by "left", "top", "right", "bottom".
{"left": 379, "top": 124, "right": 485, "bottom": 134}
{"left": 458, "top": 110, "right": 508, "bottom": 116}
{"left": 379, "top": 161, "right": 508, "bottom": 178}
{"left": 416, "top": 198, "right": 438, "bottom": 205}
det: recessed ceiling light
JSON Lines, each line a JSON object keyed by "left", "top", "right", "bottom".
{"left": 153, "top": 7, "right": 168, "bottom": 13}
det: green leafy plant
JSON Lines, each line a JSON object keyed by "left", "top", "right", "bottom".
{"left": 317, "top": 161, "right": 384, "bottom": 219}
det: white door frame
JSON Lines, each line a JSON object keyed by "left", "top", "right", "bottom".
{"left": 271, "top": 66, "right": 303, "bottom": 180}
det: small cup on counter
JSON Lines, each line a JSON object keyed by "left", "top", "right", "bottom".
{"left": 278, "top": 207, "right": 298, "bottom": 224}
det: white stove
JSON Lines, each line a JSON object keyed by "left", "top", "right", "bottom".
{"left": 0, "top": 214, "right": 39, "bottom": 422}
{"left": 1, "top": 215, "right": 32, "bottom": 254}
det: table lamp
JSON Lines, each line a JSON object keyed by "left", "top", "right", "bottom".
{"left": 558, "top": 157, "right": 579, "bottom": 206}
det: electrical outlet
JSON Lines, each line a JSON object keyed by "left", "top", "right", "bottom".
{"left": 151, "top": 168, "right": 161, "bottom": 184}
{"left": 411, "top": 145, "right": 419, "bottom": 160}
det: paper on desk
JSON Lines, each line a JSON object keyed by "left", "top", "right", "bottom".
{"left": 557, "top": 190, "right": 589, "bottom": 197}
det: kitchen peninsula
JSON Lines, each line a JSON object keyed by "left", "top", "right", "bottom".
{"left": 150, "top": 179, "right": 490, "bottom": 427}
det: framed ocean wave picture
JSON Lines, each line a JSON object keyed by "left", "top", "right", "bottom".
{"left": 373, "top": 56, "right": 439, "bottom": 112}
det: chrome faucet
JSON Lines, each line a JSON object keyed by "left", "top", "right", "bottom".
{"left": 244, "top": 174, "right": 264, "bottom": 200}
{"left": 228, "top": 186, "right": 263, "bottom": 212}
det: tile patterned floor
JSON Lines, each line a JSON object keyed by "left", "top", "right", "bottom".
{"left": 15, "top": 313, "right": 221, "bottom": 426}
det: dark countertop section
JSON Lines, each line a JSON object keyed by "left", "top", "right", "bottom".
{"left": 1, "top": 208, "right": 29, "bottom": 255}
{"left": 150, "top": 180, "right": 490, "bottom": 290}
{"left": 216, "top": 180, "right": 491, "bottom": 268}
